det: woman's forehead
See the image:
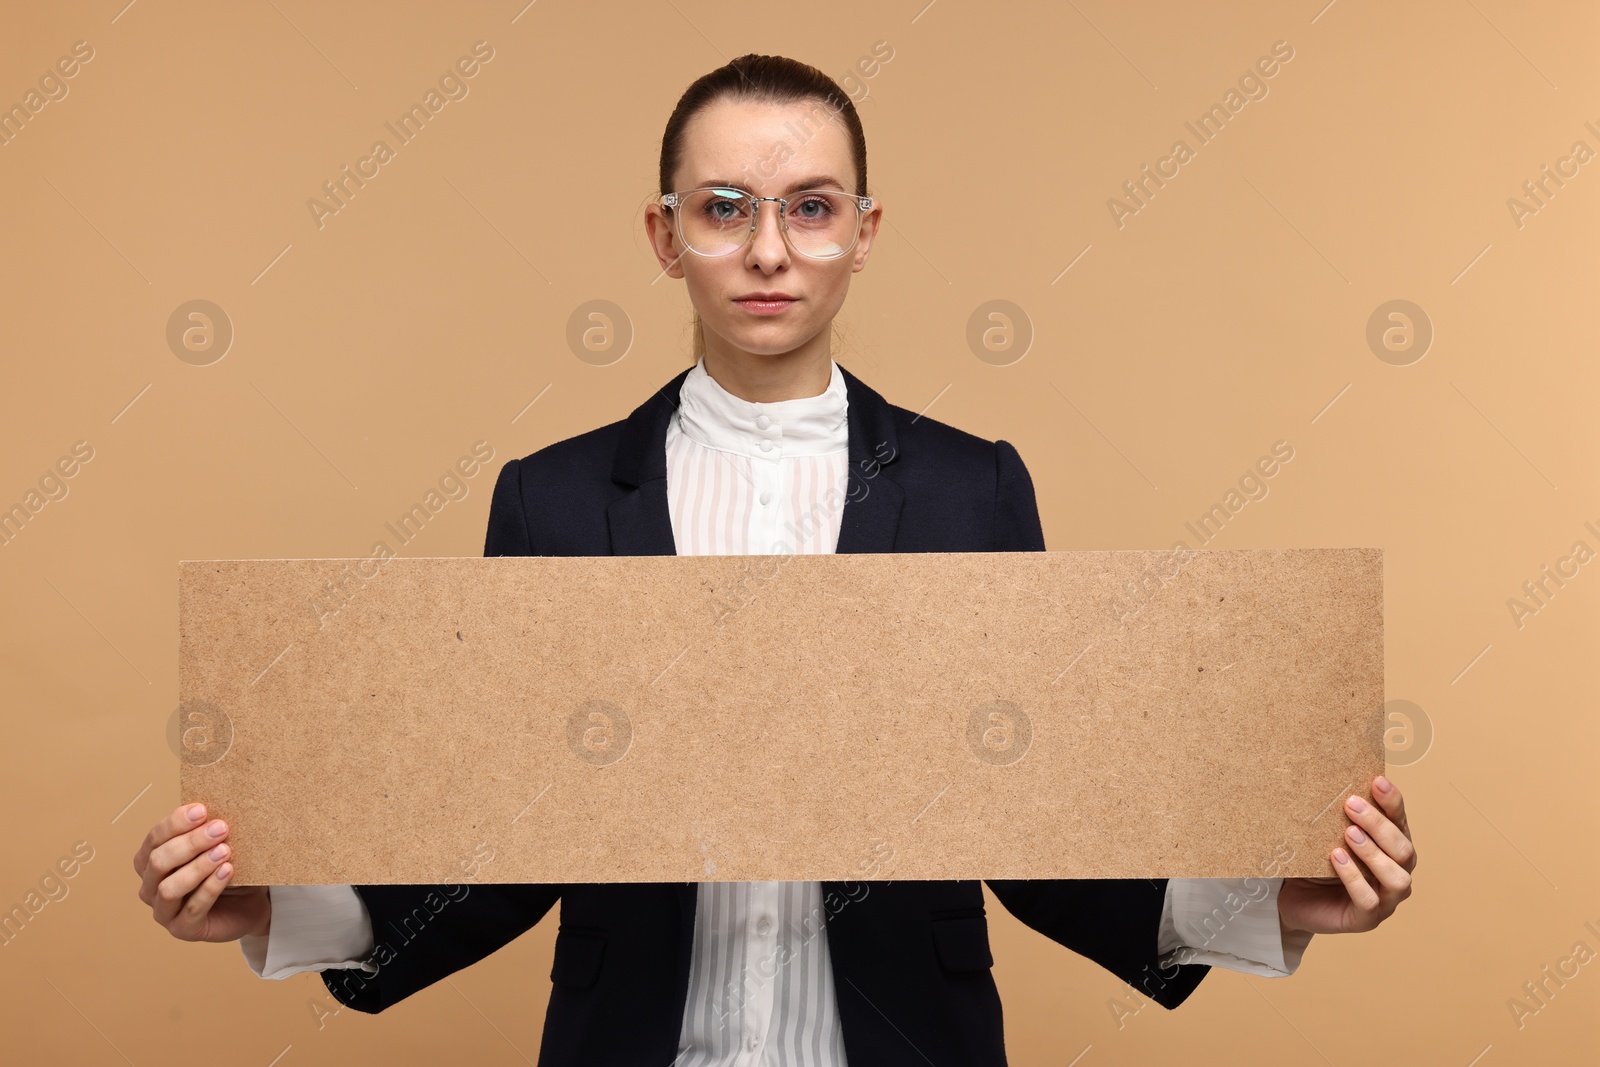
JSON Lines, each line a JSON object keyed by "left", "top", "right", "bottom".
{"left": 678, "top": 97, "right": 855, "bottom": 191}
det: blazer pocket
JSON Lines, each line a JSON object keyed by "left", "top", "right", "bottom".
{"left": 550, "top": 928, "right": 607, "bottom": 988}
{"left": 931, "top": 914, "right": 994, "bottom": 972}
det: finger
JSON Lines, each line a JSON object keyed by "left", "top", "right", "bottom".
{"left": 174, "top": 859, "right": 239, "bottom": 939}
{"left": 147, "top": 819, "right": 230, "bottom": 901}
{"left": 152, "top": 841, "right": 232, "bottom": 933}
{"left": 1372, "top": 776, "right": 1414, "bottom": 850}
{"left": 142, "top": 818, "right": 229, "bottom": 906}
{"left": 135, "top": 803, "right": 207, "bottom": 879}
{"left": 1346, "top": 792, "right": 1417, "bottom": 873}
{"left": 1342, "top": 820, "right": 1413, "bottom": 899}
{"left": 1329, "top": 847, "right": 1381, "bottom": 929}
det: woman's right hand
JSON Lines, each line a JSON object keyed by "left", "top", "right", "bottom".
{"left": 134, "top": 803, "right": 270, "bottom": 943}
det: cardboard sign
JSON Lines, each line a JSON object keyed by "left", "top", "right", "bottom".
{"left": 177, "top": 549, "right": 1382, "bottom": 884}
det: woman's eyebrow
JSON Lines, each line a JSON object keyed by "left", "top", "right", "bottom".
{"left": 695, "top": 175, "right": 846, "bottom": 194}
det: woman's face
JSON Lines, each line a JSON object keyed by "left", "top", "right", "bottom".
{"left": 646, "top": 96, "right": 881, "bottom": 361}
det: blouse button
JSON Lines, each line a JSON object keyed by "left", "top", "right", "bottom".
{"left": 759, "top": 490, "right": 772, "bottom": 506}
{"left": 759, "top": 439, "right": 773, "bottom": 452}
{"left": 755, "top": 414, "right": 771, "bottom": 429}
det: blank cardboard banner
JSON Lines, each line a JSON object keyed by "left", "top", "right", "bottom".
{"left": 177, "top": 548, "right": 1383, "bottom": 885}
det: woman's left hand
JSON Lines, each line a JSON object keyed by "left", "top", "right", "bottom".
{"left": 1278, "top": 775, "right": 1416, "bottom": 936}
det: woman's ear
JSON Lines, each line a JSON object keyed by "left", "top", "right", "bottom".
{"left": 645, "top": 205, "right": 688, "bottom": 279}
{"left": 851, "top": 198, "right": 882, "bottom": 273}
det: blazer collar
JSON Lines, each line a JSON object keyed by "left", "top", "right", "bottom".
{"left": 606, "top": 361, "right": 905, "bottom": 557}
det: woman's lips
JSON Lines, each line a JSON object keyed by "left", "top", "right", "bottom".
{"left": 734, "top": 297, "right": 798, "bottom": 316}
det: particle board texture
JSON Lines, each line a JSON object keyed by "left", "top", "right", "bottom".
{"left": 177, "top": 548, "right": 1383, "bottom": 885}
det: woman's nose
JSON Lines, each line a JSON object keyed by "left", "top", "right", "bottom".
{"left": 747, "top": 203, "right": 790, "bottom": 262}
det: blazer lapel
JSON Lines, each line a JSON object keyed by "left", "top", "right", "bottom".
{"left": 832, "top": 363, "right": 904, "bottom": 555}
{"left": 605, "top": 368, "right": 690, "bottom": 556}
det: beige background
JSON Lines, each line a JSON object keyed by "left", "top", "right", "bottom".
{"left": 1, "top": 0, "right": 1594, "bottom": 1063}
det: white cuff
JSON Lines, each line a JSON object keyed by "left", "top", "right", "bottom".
{"left": 239, "top": 886, "right": 379, "bottom": 980}
{"left": 1157, "top": 878, "right": 1313, "bottom": 977}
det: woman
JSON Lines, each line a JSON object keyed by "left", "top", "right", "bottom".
{"left": 135, "top": 54, "right": 1416, "bottom": 1065}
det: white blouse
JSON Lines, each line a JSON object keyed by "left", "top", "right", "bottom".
{"left": 241, "top": 357, "right": 1312, "bottom": 1064}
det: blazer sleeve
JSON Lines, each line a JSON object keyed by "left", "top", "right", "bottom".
{"left": 982, "top": 440, "right": 1212, "bottom": 1009}
{"left": 322, "top": 456, "right": 562, "bottom": 1014}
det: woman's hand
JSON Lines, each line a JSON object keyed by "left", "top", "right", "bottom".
{"left": 1278, "top": 775, "right": 1416, "bottom": 936}
{"left": 134, "top": 803, "right": 270, "bottom": 943}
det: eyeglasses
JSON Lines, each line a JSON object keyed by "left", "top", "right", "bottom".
{"left": 661, "top": 186, "right": 875, "bottom": 260}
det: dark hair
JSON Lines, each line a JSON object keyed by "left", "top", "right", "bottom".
{"left": 658, "top": 53, "right": 869, "bottom": 361}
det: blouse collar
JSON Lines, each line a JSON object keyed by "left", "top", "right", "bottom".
{"left": 675, "top": 357, "right": 848, "bottom": 458}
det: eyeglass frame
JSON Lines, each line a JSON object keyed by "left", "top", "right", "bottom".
{"left": 659, "top": 186, "right": 876, "bottom": 260}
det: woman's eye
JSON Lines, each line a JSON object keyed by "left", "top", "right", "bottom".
{"left": 705, "top": 202, "right": 743, "bottom": 221}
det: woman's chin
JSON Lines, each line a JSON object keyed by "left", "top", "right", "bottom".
{"left": 717, "top": 324, "right": 815, "bottom": 357}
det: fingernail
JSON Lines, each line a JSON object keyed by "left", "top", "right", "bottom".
{"left": 207, "top": 820, "right": 227, "bottom": 837}
{"left": 1333, "top": 849, "right": 1349, "bottom": 865}
{"left": 1346, "top": 795, "right": 1367, "bottom": 814}
{"left": 208, "top": 844, "right": 229, "bottom": 862}
{"left": 216, "top": 863, "right": 232, "bottom": 880}
{"left": 186, "top": 804, "right": 205, "bottom": 821}
{"left": 1346, "top": 825, "right": 1367, "bottom": 844}
{"left": 1375, "top": 776, "right": 1392, "bottom": 793}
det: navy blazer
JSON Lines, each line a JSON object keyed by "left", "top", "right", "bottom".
{"left": 322, "top": 361, "right": 1210, "bottom": 1064}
